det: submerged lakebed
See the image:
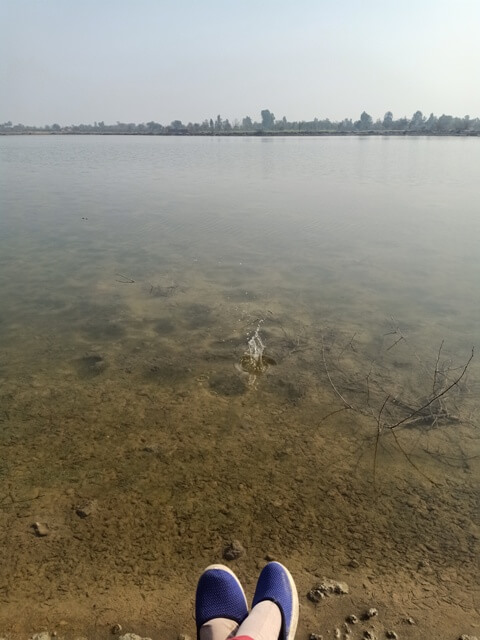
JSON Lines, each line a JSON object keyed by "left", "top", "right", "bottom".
{"left": 0, "top": 135, "right": 479, "bottom": 638}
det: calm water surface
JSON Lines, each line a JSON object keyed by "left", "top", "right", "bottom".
{"left": 0, "top": 135, "right": 479, "bottom": 631}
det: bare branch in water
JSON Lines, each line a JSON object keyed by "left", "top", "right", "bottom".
{"left": 318, "top": 406, "right": 352, "bottom": 424}
{"left": 115, "top": 273, "right": 135, "bottom": 283}
{"left": 386, "top": 335, "right": 405, "bottom": 351}
{"left": 389, "top": 347, "right": 474, "bottom": 431}
{"left": 432, "top": 339, "right": 445, "bottom": 395}
{"left": 321, "top": 336, "right": 354, "bottom": 410}
{"left": 374, "top": 394, "right": 390, "bottom": 487}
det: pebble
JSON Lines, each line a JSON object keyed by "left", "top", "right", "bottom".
{"left": 363, "top": 632, "right": 376, "bottom": 640}
{"left": 386, "top": 632, "right": 398, "bottom": 639}
{"left": 30, "top": 634, "right": 51, "bottom": 640}
{"left": 76, "top": 499, "right": 97, "bottom": 519}
{"left": 32, "top": 522, "right": 49, "bottom": 537}
{"left": 119, "top": 635, "right": 152, "bottom": 640}
{"left": 346, "top": 615, "right": 358, "bottom": 624}
{"left": 362, "top": 608, "right": 378, "bottom": 620}
{"left": 348, "top": 559, "right": 360, "bottom": 569}
{"left": 308, "top": 634, "right": 323, "bottom": 640}
{"left": 177, "top": 635, "right": 191, "bottom": 640}
{"left": 458, "top": 636, "right": 479, "bottom": 640}
{"left": 404, "top": 617, "right": 415, "bottom": 625}
{"left": 334, "top": 629, "right": 340, "bottom": 639}
{"left": 111, "top": 624, "right": 122, "bottom": 635}
{"left": 307, "top": 578, "right": 349, "bottom": 602}
{"left": 223, "top": 540, "right": 246, "bottom": 560}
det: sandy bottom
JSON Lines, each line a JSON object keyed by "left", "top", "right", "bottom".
{"left": 0, "top": 258, "right": 479, "bottom": 640}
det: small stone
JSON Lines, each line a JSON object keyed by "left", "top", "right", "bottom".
{"left": 307, "top": 578, "right": 349, "bottom": 602}
{"left": 363, "top": 632, "right": 376, "bottom": 640}
{"left": 118, "top": 635, "right": 152, "bottom": 640}
{"left": 362, "top": 608, "right": 378, "bottom": 620}
{"left": 32, "top": 522, "right": 49, "bottom": 537}
{"left": 223, "top": 540, "right": 246, "bottom": 560}
{"left": 309, "top": 634, "right": 323, "bottom": 640}
{"left": 31, "top": 634, "right": 52, "bottom": 640}
{"left": 75, "top": 499, "right": 97, "bottom": 519}
{"left": 386, "top": 633, "right": 398, "bottom": 639}
{"left": 334, "top": 629, "right": 340, "bottom": 639}
{"left": 458, "top": 636, "right": 479, "bottom": 640}
{"left": 111, "top": 624, "right": 122, "bottom": 635}
{"left": 346, "top": 615, "right": 358, "bottom": 624}
{"left": 177, "top": 635, "right": 191, "bottom": 640}
{"left": 404, "top": 617, "right": 415, "bottom": 625}
{"left": 265, "top": 552, "right": 276, "bottom": 561}
{"left": 348, "top": 559, "right": 360, "bottom": 569}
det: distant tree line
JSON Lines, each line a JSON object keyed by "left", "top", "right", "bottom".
{"left": 1, "top": 109, "right": 479, "bottom": 135}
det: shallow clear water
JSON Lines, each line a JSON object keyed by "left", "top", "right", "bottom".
{"left": 0, "top": 135, "right": 479, "bottom": 633}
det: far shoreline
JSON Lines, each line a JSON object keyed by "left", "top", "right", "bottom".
{"left": 1, "top": 130, "right": 479, "bottom": 137}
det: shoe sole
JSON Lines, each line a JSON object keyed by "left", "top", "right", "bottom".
{"left": 277, "top": 563, "right": 299, "bottom": 640}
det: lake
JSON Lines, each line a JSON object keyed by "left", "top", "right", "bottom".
{"left": 0, "top": 135, "right": 479, "bottom": 637}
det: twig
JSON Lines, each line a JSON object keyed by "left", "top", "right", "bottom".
{"left": 321, "top": 337, "right": 354, "bottom": 409}
{"left": 374, "top": 394, "right": 390, "bottom": 487}
{"left": 337, "top": 332, "right": 357, "bottom": 361}
{"left": 115, "top": 273, "right": 135, "bottom": 283}
{"left": 386, "top": 335, "right": 405, "bottom": 351}
{"left": 388, "top": 347, "right": 474, "bottom": 430}
{"left": 389, "top": 428, "right": 439, "bottom": 486}
{"left": 432, "top": 339, "right": 444, "bottom": 395}
{"left": 318, "top": 406, "right": 351, "bottom": 424}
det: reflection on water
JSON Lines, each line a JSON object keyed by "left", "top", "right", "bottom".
{"left": 0, "top": 136, "right": 479, "bottom": 634}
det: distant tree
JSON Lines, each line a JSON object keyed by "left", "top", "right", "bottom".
{"left": 223, "top": 119, "right": 232, "bottom": 132}
{"left": 242, "top": 116, "right": 253, "bottom": 131}
{"left": 215, "top": 115, "right": 223, "bottom": 132}
{"left": 409, "top": 110, "right": 425, "bottom": 131}
{"left": 383, "top": 111, "right": 393, "bottom": 129}
{"left": 437, "top": 114, "right": 453, "bottom": 132}
{"left": 338, "top": 118, "right": 353, "bottom": 132}
{"left": 357, "top": 111, "right": 373, "bottom": 130}
{"left": 209, "top": 118, "right": 214, "bottom": 132}
{"left": 260, "top": 109, "right": 275, "bottom": 130}
{"left": 170, "top": 120, "right": 185, "bottom": 131}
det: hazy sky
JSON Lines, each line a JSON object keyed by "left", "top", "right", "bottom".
{"left": 1, "top": 0, "right": 479, "bottom": 126}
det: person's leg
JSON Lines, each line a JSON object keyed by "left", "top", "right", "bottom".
{"left": 196, "top": 565, "right": 249, "bottom": 640}
{"left": 230, "top": 600, "right": 282, "bottom": 640}
{"left": 233, "top": 562, "right": 298, "bottom": 640}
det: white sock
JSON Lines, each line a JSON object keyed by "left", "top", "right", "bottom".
{"left": 200, "top": 617, "right": 239, "bottom": 640}
{"left": 233, "top": 600, "right": 282, "bottom": 640}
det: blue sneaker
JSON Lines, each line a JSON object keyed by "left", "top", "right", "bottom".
{"left": 195, "top": 564, "right": 248, "bottom": 638}
{"left": 251, "top": 562, "right": 299, "bottom": 640}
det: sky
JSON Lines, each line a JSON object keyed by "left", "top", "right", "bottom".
{"left": 1, "top": 0, "right": 480, "bottom": 126}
